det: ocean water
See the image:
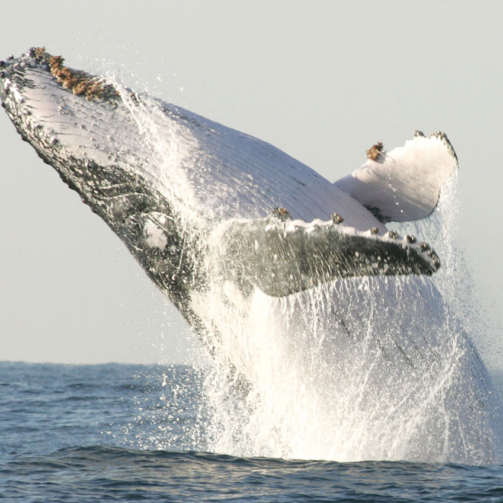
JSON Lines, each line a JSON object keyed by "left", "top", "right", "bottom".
{"left": 2, "top": 362, "right": 503, "bottom": 502}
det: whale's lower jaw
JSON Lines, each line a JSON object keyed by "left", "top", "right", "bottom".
{"left": 6, "top": 106, "right": 199, "bottom": 313}
{"left": 1, "top": 50, "right": 209, "bottom": 314}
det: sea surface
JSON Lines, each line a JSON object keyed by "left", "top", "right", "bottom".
{"left": 2, "top": 362, "right": 503, "bottom": 502}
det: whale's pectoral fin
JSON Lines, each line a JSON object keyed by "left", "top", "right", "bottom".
{"left": 335, "top": 132, "right": 458, "bottom": 223}
{"left": 220, "top": 215, "right": 439, "bottom": 297}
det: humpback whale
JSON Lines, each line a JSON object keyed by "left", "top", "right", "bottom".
{"left": 2, "top": 48, "right": 503, "bottom": 463}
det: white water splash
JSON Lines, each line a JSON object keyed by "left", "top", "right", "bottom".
{"left": 195, "top": 178, "right": 503, "bottom": 464}
{"left": 108, "top": 81, "right": 503, "bottom": 463}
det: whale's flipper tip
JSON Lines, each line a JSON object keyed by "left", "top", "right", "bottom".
{"left": 336, "top": 131, "right": 458, "bottom": 223}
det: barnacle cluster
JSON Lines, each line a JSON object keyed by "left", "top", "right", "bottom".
{"left": 31, "top": 47, "right": 119, "bottom": 101}
{"left": 331, "top": 213, "right": 344, "bottom": 224}
{"left": 366, "top": 141, "right": 385, "bottom": 161}
{"left": 270, "top": 207, "right": 292, "bottom": 221}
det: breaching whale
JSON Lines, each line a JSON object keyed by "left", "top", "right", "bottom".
{"left": 2, "top": 48, "right": 502, "bottom": 463}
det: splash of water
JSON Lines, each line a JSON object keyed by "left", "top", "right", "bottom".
{"left": 106, "top": 76, "right": 503, "bottom": 464}
{"left": 195, "top": 180, "right": 503, "bottom": 463}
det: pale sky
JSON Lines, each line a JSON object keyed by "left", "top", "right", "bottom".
{"left": 1, "top": 1, "right": 503, "bottom": 367}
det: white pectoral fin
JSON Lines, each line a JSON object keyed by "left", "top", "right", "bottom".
{"left": 335, "top": 132, "right": 458, "bottom": 223}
